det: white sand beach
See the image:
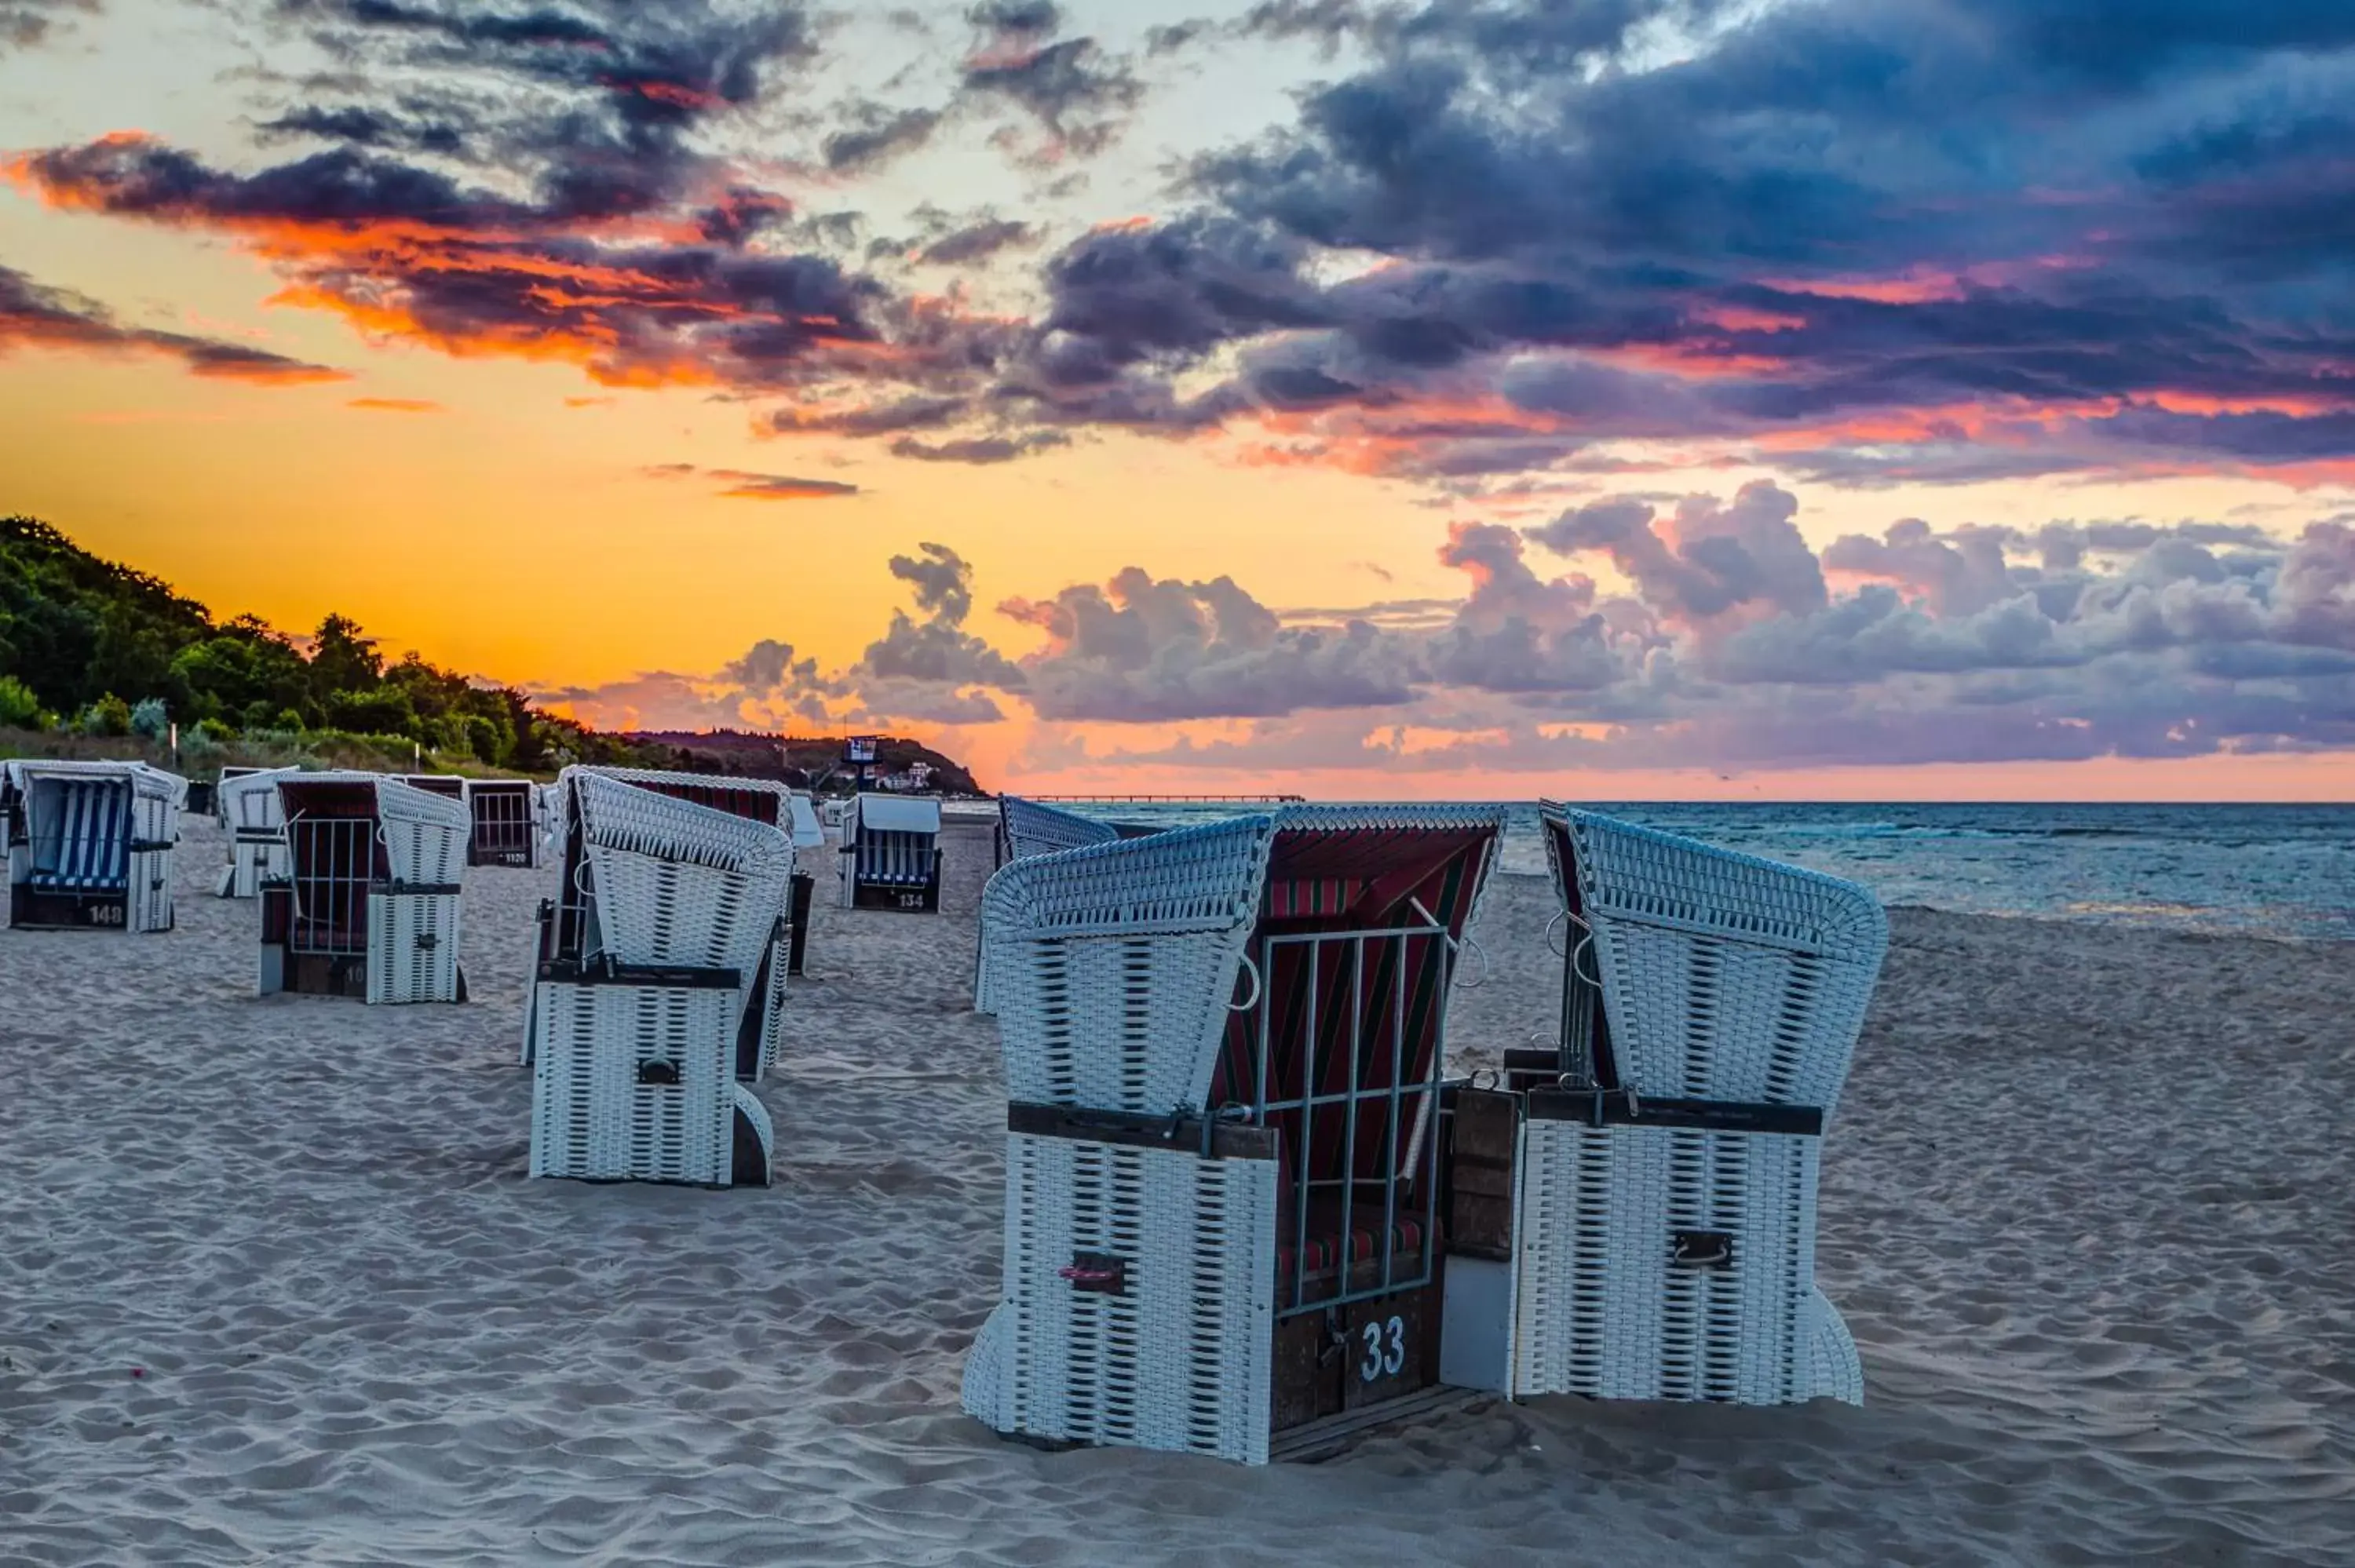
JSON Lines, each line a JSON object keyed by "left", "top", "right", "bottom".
{"left": 2, "top": 814, "right": 2350, "bottom": 1566}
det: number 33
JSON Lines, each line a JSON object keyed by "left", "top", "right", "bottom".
{"left": 1357, "top": 1315, "right": 1406, "bottom": 1382}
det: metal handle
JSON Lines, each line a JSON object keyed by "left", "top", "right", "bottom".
{"left": 1455, "top": 931, "right": 1489, "bottom": 990}
{"left": 1544, "top": 908, "right": 1570, "bottom": 957}
{"left": 1227, "top": 952, "right": 1263, "bottom": 1012}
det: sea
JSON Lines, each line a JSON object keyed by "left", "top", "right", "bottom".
{"left": 1012, "top": 800, "right": 2355, "bottom": 943}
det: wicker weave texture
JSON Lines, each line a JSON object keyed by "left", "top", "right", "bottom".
{"left": 964, "top": 1134, "right": 1276, "bottom": 1464}
{"left": 373, "top": 778, "right": 471, "bottom": 887}
{"left": 981, "top": 817, "right": 1275, "bottom": 1114}
{"left": 1001, "top": 797, "right": 1120, "bottom": 860}
{"left": 528, "top": 979, "right": 755, "bottom": 1184}
{"left": 755, "top": 932, "right": 791, "bottom": 1078}
{"left": 1512, "top": 1117, "right": 1858, "bottom": 1404}
{"left": 572, "top": 771, "right": 791, "bottom": 981}
{"left": 1543, "top": 804, "right": 1886, "bottom": 1114}
{"left": 219, "top": 769, "right": 294, "bottom": 899}
{"left": 364, "top": 892, "right": 462, "bottom": 1004}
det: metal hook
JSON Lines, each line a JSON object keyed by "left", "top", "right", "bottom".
{"left": 1455, "top": 931, "right": 1490, "bottom": 990}
{"left": 1226, "top": 951, "right": 1263, "bottom": 1012}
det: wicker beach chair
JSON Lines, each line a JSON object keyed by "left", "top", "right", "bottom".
{"left": 1442, "top": 806, "right": 1883, "bottom": 1409}
{"left": 995, "top": 796, "right": 1119, "bottom": 867}
{"left": 215, "top": 766, "right": 298, "bottom": 898}
{"left": 466, "top": 779, "right": 541, "bottom": 867}
{"left": 962, "top": 804, "right": 1507, "bottom": 1464}
{"left": 257, "top": 773, "right": 470, "bottom": 1002}
{"left": 1, "top": 760, "right": 186, "bottom": 933}
{"left": 838, "top": 794, "right": 942, "bottom": 911}
{"left": 524, "top": 766, "right": 801, "bottom": 1081}
{"left": 525, "top": 768, "right": 790, "bottom": 1187}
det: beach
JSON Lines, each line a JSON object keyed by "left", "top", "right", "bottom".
{"left": 2, "top": 814, "right": 2350, "bottom": 1566}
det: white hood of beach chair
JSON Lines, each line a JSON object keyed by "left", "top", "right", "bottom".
{"left": 856, "top": 795, "right": 940, "bottom": 835}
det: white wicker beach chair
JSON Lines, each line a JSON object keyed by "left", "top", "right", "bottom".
{"left": 838, "top": 794, "right": 942, "bottom": 911}
{"left": 1, "top": 760, "right": 186, "bottom": 933}
{"left": 996, "top": 796, "right": 1119, "bottom": 866}
{"left": 215, "top": 766, "right": 298, "bottom": 898}
{"left": 524, "top": 766, "right": 801, "bottom": 1082}
{"left": 1451, "top": 805, "right": 1884, "bottom": 1409}
{"left": 962, "top": 804, "right": 1508, "bottom": 1464}
{"left": 525, "top": 768, "right": 790, "bottom": 1187}
{"left": 257, "top": 773, "right": 470, "bottom": 1002}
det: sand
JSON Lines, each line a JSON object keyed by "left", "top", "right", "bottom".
{"left": 2, "top": 813, "right": 2350, "bottom": 1566}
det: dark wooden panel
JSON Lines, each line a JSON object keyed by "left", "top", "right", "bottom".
{"left": 1341, "top": 1283, "right": 1438, "bottom": 1412}
{"left": 1272, "top": 1311, "right": 1343, "bottom": 1433}
{"left": 1448, "top": 1087, "right": 1520, "bottom": 1260}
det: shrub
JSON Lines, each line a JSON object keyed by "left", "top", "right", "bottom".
{"left": 78, "top": 693, "right": 133, "bottom": 737}
{"left": 0, "top": 674, "right": 43, "bottom": 728}
{"left": 129, "top": 696, "right": 170, "bottom": 739}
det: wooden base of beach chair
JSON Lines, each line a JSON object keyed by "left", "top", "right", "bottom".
{"left": 9, "top": 884, "right": 135, "bottom": 932}
{"left": 847, "top": 875, "right": 940, "bottom": 912}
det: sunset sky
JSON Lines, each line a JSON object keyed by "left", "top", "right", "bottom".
{"left": 3, "top": 0, "right": 2353, "bottom": 798}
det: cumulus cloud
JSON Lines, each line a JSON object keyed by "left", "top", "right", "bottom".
{"left": 858, "top": 542, "right": 1028, "bottom": 690}
{"left": 999, "top": 566, "right": 1420, "bottom": 720}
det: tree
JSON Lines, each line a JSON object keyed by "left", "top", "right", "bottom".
{"left": 309, "top": 613, "right": 382, "bottom": 701}
{"left": 325, "top": 686, "right": 417, "bottom": 738}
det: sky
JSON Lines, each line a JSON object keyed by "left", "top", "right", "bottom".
{"left": 2, "top": 0, "right": 2353, "bottom": 800}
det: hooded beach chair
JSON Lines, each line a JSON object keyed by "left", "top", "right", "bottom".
{"left": 466, "top": 778, "right": 541, "bottom": 867}
{"left": 215, "top": 766, "right": 298, "bottom": 898}
{"left": 995, "top": 795, "right": 1119, "bottom": 868}
{"left": 214, "top": 766, "right": 265, "bottom": 830}
{"left": 962, "top": 804, "right": 1506, "bottom": 1464}
{"left": 838, "top": 793, "right": 942, "bottom": 911}
{"left": 524, "top": 766, "right": 801, "bottom": 1085}
{"left": 257, "top": 773, "right": 471, "bottom": 1002}
{"left": 1, "top": 760, "right": 186, "bottom": 933}
{"left": 1439, "top": 806, "right": 1883, "bottom": 1409}
{"left": 524, "top": 768, "right": 790, "bottom": 1187}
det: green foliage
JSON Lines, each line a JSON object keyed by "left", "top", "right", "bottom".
{"left": 78, "top": 693, "right": 132, "bottom": 737}
{"left": 0, "top": 512, "right": 682, "bottom": 777}
{"left": 129, "top": 696, "right": 170, "bottom": 739}
{"left": 0, "top": 674, "right": 43, "bottom": 728}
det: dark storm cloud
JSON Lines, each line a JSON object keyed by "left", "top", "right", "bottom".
{"left": 965, "top": 0, "right": 2355, "bottom": 479}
